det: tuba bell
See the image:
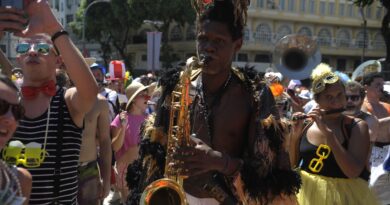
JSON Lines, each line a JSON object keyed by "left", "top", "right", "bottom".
{"left": 273, "top": 34, "right": 321, "bottom": 80}
{"left": 351, "top": 59, "right": 383, "bottom": 82}
{"left": 139, "top": 57, "right": 201, "bottom": 205}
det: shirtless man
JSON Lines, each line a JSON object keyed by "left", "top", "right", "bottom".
{"left": 126, "top": 1, "right": 300, "bottom": 204}
{"left": 361, "top": 72, "right": 390, "bottom": 204}
{"left": 78, "top": 94, "right": 112, "bottom": 205}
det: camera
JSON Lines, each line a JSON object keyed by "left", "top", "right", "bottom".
{"left": 0, "top": 0, "right": 24, "bottom": 10}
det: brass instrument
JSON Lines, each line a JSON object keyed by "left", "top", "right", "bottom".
{"left": 273, "top": 34, "right": 321, "bottom": 80}
{"left": 140, "top": 57, "right": 199, "bottom": 205}
{"left": 351, "top": 59, "right": 383, "bottom": 82}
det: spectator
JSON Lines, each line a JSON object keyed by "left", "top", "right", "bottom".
{"left": 0, "top": 74, "right": 31, "bottom": 205}
{"left": 2, "top": 1, "right": 98, "bottom": 204}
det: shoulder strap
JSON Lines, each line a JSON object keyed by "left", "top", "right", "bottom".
{"left": 54, "top": 88, "right": 64, "bottom": 203}
{"left": 342, "top": 115, "right": 361, "bottom": 143}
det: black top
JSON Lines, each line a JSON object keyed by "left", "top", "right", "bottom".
{"left": 299, "top": 117, "right": 370, "bottom": 180}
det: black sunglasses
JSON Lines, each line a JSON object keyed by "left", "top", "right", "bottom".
{"left": 0, "top": 99, "right": 25, "bottom": 120}
{"left": 346, "top": 95, "right": 361, "bottom": 101}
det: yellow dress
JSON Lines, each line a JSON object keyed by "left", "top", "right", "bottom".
{"left": 297, "top": 170, "right": 379, "bottom": 205}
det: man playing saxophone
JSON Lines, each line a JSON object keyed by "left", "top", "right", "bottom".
{"left": 126, "top": 0, "right": 301, "bottom": 204}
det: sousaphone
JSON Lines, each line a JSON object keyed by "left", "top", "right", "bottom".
{"left": 351, "top": 59, "right": 383, "bottom": 82}
{"left": 273, "top": 34, "right": 321, "bottom": 80}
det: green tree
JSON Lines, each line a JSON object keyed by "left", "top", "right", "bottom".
{"left": 70, "top": 0, "right": 195, "bottom": 71}
{"left": 354, "top": 0, "right": 390, "bottom": 79}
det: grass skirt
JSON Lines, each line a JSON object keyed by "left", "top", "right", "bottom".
{"left": 297, "top": 170, "right": 379, "bottom": 205}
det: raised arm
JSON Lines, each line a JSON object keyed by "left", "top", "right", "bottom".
{"left": 22, "top": 1, "right": 98, "bottom": 124}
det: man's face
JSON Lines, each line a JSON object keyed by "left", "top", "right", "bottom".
{"left": 16, "top": 35, "right": 60, "bottom": 83}
{"left": 196, "top": 20, "right": 242, "bottom": 75}
{"left": 365, "top": 77, "right": 384, "bottom": 99}
{"left": 345, "top": 89, "right": 363, "bottom": 115}
{"left": 91, "top": 69, "right": 104, "bottom": 84}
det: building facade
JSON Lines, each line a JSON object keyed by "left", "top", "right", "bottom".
{"left": 128, "top": 0, "right": 386, "bottom": 74}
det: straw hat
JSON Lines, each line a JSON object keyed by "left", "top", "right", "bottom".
{"left": 85, "top": 57, "right": 96, "bottom": 67}
{"left": 125, "top": 82, "right": 149, "bottom": 111}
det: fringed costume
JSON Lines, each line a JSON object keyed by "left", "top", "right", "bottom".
{"left": 126, "top": 66, "right": 301, "bottom": 204}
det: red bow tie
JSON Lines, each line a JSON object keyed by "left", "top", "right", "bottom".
{"left": 21, "top": 80, "right": 57, "bottom": 100}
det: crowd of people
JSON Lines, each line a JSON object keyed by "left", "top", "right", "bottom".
{"left": 0, "top": 0, "right": 390, "bottom": 205}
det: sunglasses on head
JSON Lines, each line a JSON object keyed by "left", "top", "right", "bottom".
{"left": 0, "top": 99, "right": 24, "bottom": 121}
{"left": 346, "top": 95, "right": 361, "bottom": 101}
{"left": 16, "top": 42, "right": 53, "bottom": 55}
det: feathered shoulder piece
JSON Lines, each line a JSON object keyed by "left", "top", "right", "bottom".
{"left": 231, "top": 66, "right": 301, "bottom": 204}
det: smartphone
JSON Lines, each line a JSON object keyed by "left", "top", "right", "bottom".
{"left": 0, "top": 0, "right": 24, "bottom": 10}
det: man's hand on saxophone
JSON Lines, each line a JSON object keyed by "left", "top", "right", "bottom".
{"left": 173, "top": 136, "right": 242, "bottom": 177}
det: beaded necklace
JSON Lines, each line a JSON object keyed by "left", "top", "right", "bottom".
{"left": 0, "top": 159, "right": 23, "bottom": 204}
{"left": 194, "top": 71, "right": 233, "bottom": 147}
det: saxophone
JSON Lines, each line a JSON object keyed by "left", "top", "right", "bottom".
{"left": 140, "top": 57, "right": 201, "bottom": 205}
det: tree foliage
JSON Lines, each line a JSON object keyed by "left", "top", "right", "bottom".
{"left": 70, "top": 0, "right": 195, "bottom": 71}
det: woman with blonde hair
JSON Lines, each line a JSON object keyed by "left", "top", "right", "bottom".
{"left": 289, "top": 64, "right": 378, "bottom": 205}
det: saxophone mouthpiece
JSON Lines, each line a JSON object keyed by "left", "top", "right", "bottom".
{"left": 199, "top": 54, "right": 212, "bottom": 66}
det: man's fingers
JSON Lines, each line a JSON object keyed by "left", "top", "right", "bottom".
{"left": 0, "top": 7, "right": 24, "bottom": 15}
{"left": 0, "top": 21, "right": 25, "bottom": 32}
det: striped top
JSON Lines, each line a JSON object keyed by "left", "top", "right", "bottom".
{"left": 13, "top": 88, "right": 83, "bottom": 205}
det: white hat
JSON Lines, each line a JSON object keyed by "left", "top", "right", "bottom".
{"left": 298, "top": 89, "right": 311, "bottom": 100}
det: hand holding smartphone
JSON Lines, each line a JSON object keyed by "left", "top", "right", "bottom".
{"left": 0, "top": 0, "right": 24, "bottom": 10}
{"left": 0, "top": 0, "right": 28, "bottom": 34}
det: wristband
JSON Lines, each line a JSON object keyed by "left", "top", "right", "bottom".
{"left": 51, "top": 30, "right": 69, "bottom": 44}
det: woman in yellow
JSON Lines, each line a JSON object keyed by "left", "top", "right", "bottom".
{"left": 289, "top": 64, "right": 378, "bottom": 205}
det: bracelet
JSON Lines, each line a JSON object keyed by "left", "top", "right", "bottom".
{"left": 51, "top": 30, "right": 69, "bottom": 44}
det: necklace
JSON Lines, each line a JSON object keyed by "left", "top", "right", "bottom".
{"left": 0, "top": 160, "right": 23, "bottom": 204}
{"left": 194, "top": 71, "right": 233, "bottom": 147}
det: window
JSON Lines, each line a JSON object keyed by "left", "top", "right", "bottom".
{"left": 279, "top": 0, "right": 286, "bottom": 11}
{"left": 298, "top": 27, "right": 312, "bottom": 37}
{"left": 244, "top": 27, "right": 250, "bottom": 42}
{"left": 336, "top": 29, "right": 351, "bottom": 47}
{"left": 373, "top": 33, "right": 385, "bottom": 49}
{"left": 55, "top": 0, "right": 59, "bottom": 10}
{"left": 275, "top": 25, "right": 292, "bottom": 41}
{"left": 348, "top": 4, "right": 353, "bottom": 17}
{"left": 322, "top": 57, "right": 330, "bottom": 64}
{"left": 66, "top": 15, "right": 74, "bottom": 24}
{"left": 329, "top": 2, "right": 335, "bottom": 16}
{"left": 288, "top": 0, "right": 294, "bottom": 12}
{"left": 317, "top": 28, "right": 332, "bottom": 46}
{"left": 376, "top": 7, "right": 383, "bottom": 19}
{"left": 300, "top": 0, "right": 306, "bottom": 12}
{"left": 186, "top": 25, "right": 196, "bottom": 40}
{"left": 366, "top": 6, "right": 372, "bottom": 19}
{"left": 354, "top": 59, "right": 361, "bottom": 69}
{"left": 237, "top": 53, "right": 248, "bottom": 62}
{"left": 339, "top": 4, "right": 345, "bottom": 16}
{"left": 336, "top": 59, "right": 347, "bottom": 71}
{"left": 356, "top": 31, "right": 368, "bottom": 48}
{"left": 0, "top": 45, "right": 6, "bottom": 53}
{"left": 257, "top": 0, "right": 265, "bottom": 8}
{"left": 170, "top": 26, "right": 182, "bottom": 41}
{"left": 320, "top": 2, "right": 326, "bottom": 16}
{"left": 254, "top": 23, "right": 272, "bottom": 43}
{"left": 309, "top": 0, "right": 316, "bottom": 14}
{"left": 255, "top": 54, "right": 271, "bottom": 63}
{"left": 141, "top": 54, "right": 147, "bottom": 62}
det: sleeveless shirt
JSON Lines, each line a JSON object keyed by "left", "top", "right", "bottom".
{"left": 13, "top": 88, "right": 83, "bottom": 205}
